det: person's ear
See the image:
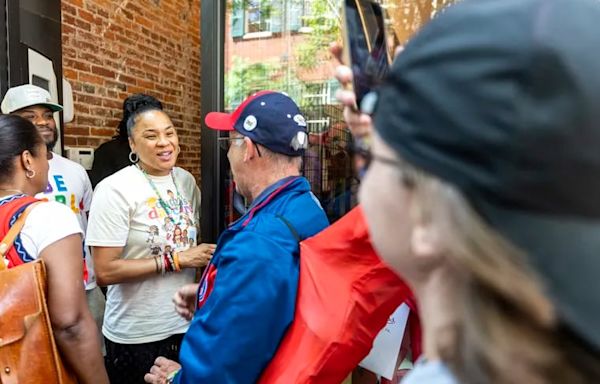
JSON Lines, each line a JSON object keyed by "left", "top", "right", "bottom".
{"left": 20, "top": 150, "right": 34, "bottom": 170}
{"left": 243, "top": 137, "right": 258, "bottom": 162}
{"left": 128, "top": 137, "right": 136, "bottom": 152}
{"left": 410, "top": 223, "right": 443, "bottom": 263}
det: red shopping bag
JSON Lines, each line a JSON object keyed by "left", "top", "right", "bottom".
{"left": 259, "top": 206, "right": 421, "bottom": 384}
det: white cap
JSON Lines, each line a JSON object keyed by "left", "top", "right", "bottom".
{"left": 1, "top": 84, "right": 63, "bottom": 114}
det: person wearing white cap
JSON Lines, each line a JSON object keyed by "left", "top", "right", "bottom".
{"left": 1, "top": 84, "right": 106, "bottom": 353}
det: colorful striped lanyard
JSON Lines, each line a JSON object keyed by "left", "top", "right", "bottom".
{"left": 137, "top": 165, "right": 192, "bottom": 226}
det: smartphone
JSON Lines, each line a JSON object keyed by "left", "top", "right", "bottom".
{"left": 342, "top": 0, "right": 392, "bottom": 112}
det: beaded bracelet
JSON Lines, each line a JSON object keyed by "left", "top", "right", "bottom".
{"left": 160, "top": 254, "right": 165, "bottom": 275}
{"left": 168, "top": 252, "right": 177, "bottom": 272}
{"left": 153, "top": 255, "right": 160, "bottom": 274}
{"left": 173, "top": 252, "right": 181, "bottom": 272}
{"left": 156, "top": 251, "right": 183, "bottom": 275}
{"left": 163, "top": 253, "right": 174, "bottom": 273}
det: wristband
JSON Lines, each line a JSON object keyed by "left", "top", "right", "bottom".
{"left": 167, "top": 252, "right": 176, "bottom": 272}
{"left": 163, "top": 253, "right": 173, "bottom": 273}
{"left": 173, "top": 252, "right": 181, "bottom": 272}
{"left": 166, "top": 368, "right": 180, "bottom": 384}
{"left": 159, "top": 253, "right": 166, "bottom": 275}
{"left": 153, "top": 255, "right": 159, "bottom": 274}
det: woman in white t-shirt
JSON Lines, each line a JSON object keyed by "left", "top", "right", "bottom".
{"left": 0, "top": 115, "right": 108, "bottom": 384}
{"left": 86, "top": 106, "right": 215, "bottom": 384}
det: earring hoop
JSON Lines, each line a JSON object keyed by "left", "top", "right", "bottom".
{"left": 129, "top": 151, "right": 139, "bottom": 163}
{"left": 25, "top": 169, "right": 36, "bottom": 179}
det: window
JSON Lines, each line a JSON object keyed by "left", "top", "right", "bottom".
{"left": 301, "top": 0, "right": 312, "bottom": 27}
{"left": 231, "top": 0, "right": 309, "bottom": 38}
{"left": 246, "top": 0, "right": 272, "bottom": 33}
{"left": 302, "top": 80, "right": 341, "bottom": 107}
{"left": 225, "top": 0, "right": 356, "bottom": 223}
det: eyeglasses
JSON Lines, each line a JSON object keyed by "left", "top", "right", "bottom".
{"left": 217, "top": 136, "right": 262, "bottom": 157}
{"left": 218, "top": 137, "right": 244, "bottom": 151}
{"left": 371, "top": 154, "right": 403, "bottom": 168}
{"left": 370, "top": 154, "right": 416, "bottom": 187}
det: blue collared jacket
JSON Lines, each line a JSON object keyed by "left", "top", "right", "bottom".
{"left": 174, "top": 176, "right": 329, "bottom": 384}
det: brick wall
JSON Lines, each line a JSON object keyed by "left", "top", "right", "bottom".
{"left": 61, "top": 0, "right": 202, "bottom": 179}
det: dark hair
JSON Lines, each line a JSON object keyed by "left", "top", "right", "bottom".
{"left": 126, "top": 104, "right": 165, "bottom": 137}
{"left": 116, "top": 94, "right": 163, "bottom": 140}
{"left": 0, "top": 115, "right": 44, "bottom": 179}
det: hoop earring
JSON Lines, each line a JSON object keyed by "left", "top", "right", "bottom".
{"left": 129, "top": 151, "right": 139, "bottom": 163}
{"left": 25, "top": 169, "right": 36, "bottom": 179}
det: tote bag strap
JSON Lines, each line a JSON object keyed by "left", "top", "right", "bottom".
{"left": 0, "top": 201, "right": 44, "bottom": 271}
{"left": 276, "top": 215, "right": 302, "bottom": 242}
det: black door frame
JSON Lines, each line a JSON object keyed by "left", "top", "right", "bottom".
{"left": 0, "top": 0, "right": 7, "bottom": 96}
{"left": 200, "top": 0, "right": 226, "bottom": 243}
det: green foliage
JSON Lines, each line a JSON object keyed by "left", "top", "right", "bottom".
{"left": 229, "top": 0, "right": 273, "bottom": 13}
{"left": 295, "top": 1, "right": 340, "bottom": 69}
{"left": 225, "top": 57, "right": 286, "bottom": 109}
{"left": 225, "top": 0, "right": 340, "bottom": 110}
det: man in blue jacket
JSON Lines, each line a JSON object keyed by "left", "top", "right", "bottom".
{"left": 144, "top": 91, "right": 329, "bottom": 384}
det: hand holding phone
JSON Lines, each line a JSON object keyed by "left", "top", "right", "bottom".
{"left": 341, "top": 0, "right": 393, "bottom": 113}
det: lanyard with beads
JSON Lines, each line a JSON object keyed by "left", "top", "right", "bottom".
{"left": 136, "top": 165, "right": 193, "bottom": 227}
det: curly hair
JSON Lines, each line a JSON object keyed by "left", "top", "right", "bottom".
{"left": 116, "top": 93, "right": 163, "bottom": 140}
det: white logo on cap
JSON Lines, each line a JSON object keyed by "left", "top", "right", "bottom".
{"left": 293, "top": 114, "right": 307, "bottom": 127}
{"left": 243, "top": 115, "right": 258, "bottom": 131}
{"left": 297, "top": 131, "right": 307, "bottom": 146}
{"left": 290, "top": 131, "right": 308, "bottom": 151}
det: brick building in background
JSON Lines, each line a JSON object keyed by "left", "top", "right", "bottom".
{"left": 61, "top": 0, "right": 202, "bottom": 180}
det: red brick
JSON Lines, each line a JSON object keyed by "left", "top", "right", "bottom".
{"left": 136, "top": 79, "right": 155, "bottom": 90}
{"left": 66, "top": 127, "right": 90, "bottom": 136}
{"left": 73, "top": 17, "right": 91, "bottom": 31}
{"left": 62, "top": 3, "right": 77, "bottom": 16}
{"left": 73, "top": 103, "right": 90, "bottom": 114}
{"left": 115, "top": 74, "right": 137, "bottom": 85}
{"left": 63, "top": 136, "right": 77, "bottom": 146}
{"left": 78, "top": 9, "right": 95, "bottom": 24}
{"left": 75, "top": 94, "right": 100, "bottom": 105}
{"left": 81, "top": 84, "right": 96, "bottom": 94}
{"left": 102, "top": 99, "right": 122, "bottom": 109}
{"left": 91, "top": 128, "right": 116, "bottom": 136}
{"left": 89, "top": 107, "right": 112, "bottom": 117}
{"left": 91, "top": 65, "right": 116, "bottom": 79}
{"left": 77, "top": 52, "right": 103, "bottom": 66}
{"left": 62, "top": 0, "right": 202, "bottom": 180}
{"left": 63, "top": 68, "right": 78, "bottom": 80}
{"left": 79, "top": 72, "right": 104, "bottom": 85}
{"left": 77, "top": 137, "right": 103, "bottom": 147}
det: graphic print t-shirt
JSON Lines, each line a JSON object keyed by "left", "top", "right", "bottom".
{"left": 35, "top": 153, "right": 96, "bottom": 289}
{"left": 86, "top": 165, "right": 201, "bottom": 343}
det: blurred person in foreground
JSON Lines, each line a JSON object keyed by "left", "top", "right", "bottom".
{"left": 86, "top": 104, "right": 215, "bottom": 384}
{"left": 339, "top": 0, "right": 600, "bottom": 382}
{"left": 0, "top": 115, "right": 108, "bottom": 383}
{"left": 89, "top": 93, "right": 163, "bottom": 188}
{"left": 144, "top": 91, "right": 329, "bottom": 384}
